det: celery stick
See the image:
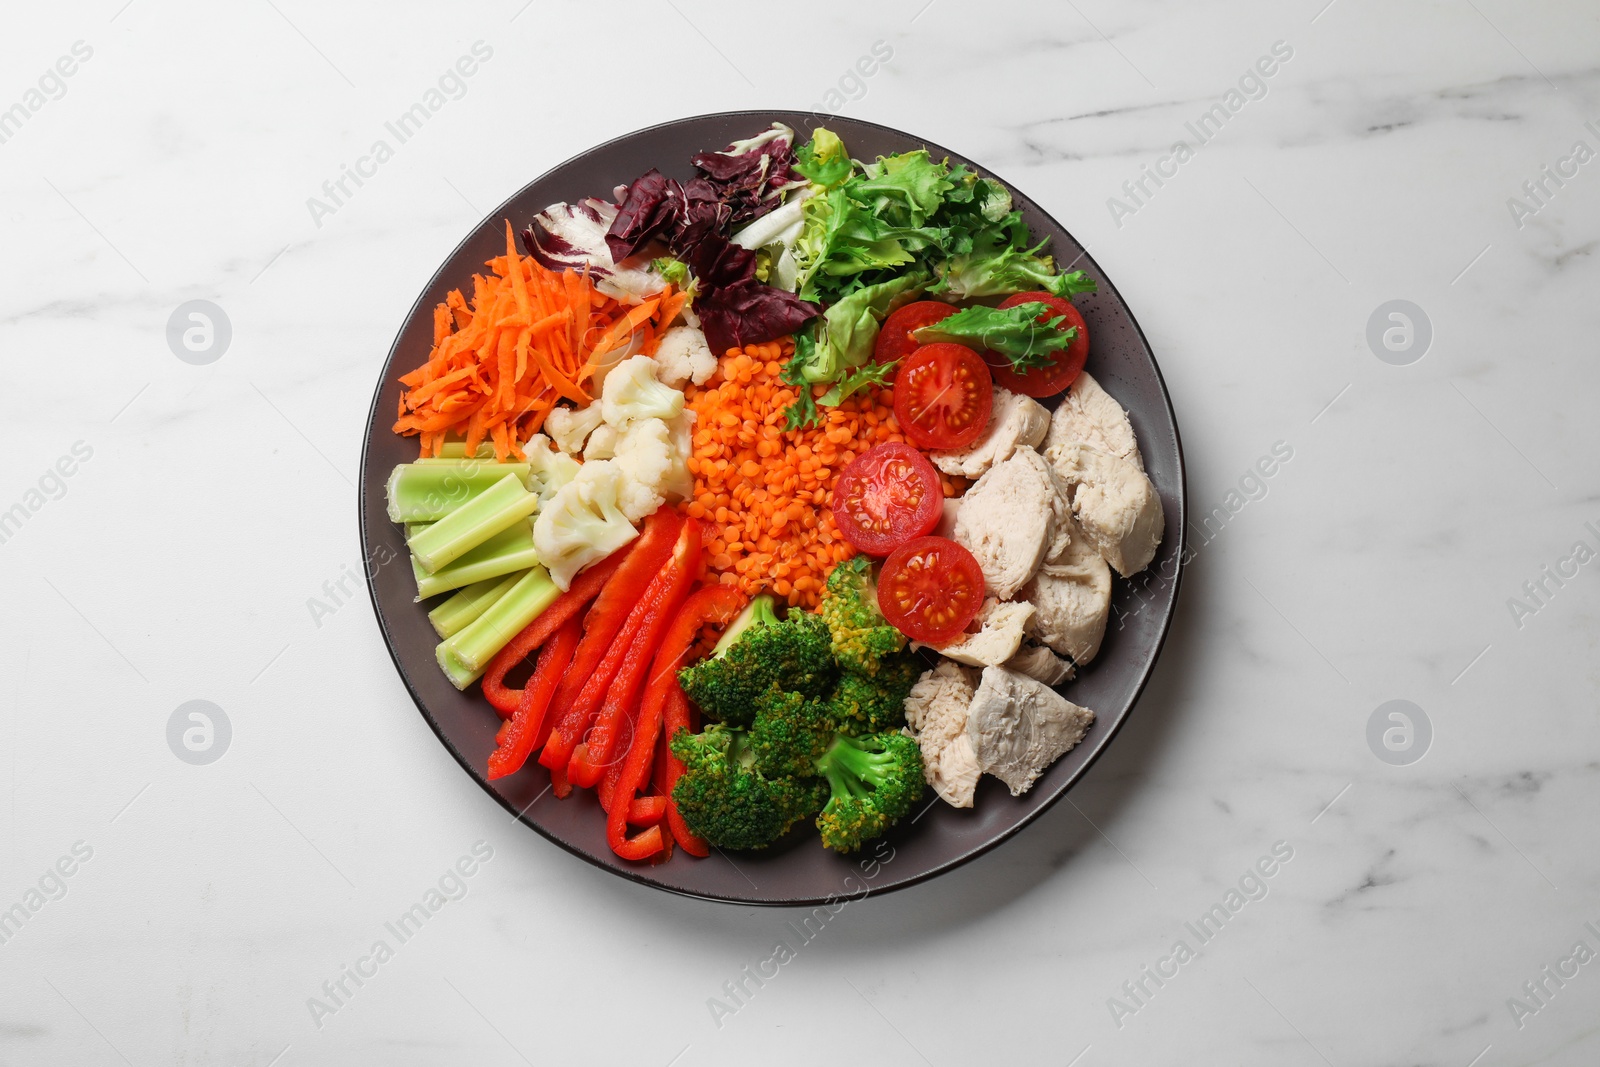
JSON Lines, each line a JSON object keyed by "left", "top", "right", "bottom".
{"left": 413, "top": 522, "right": 538, "bottom": 600}
{"left": 436, "top": 642, "right": 484, "bottom": 690}
{"left": 386, "top": 462, "right": 531, "bottom": 523}
{"left": 434, "top": 441, "right": 495, "bottom": 460}
{"left": 408, "top": 474, "right": 537, "bottom": 573}
{"left": 446, "top": 566, "right": 560, "bottom": 672}
{"left": 428, "top": 572, "right": 522, "bottom": 638}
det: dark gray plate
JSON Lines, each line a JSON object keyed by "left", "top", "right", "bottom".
{"left": 360, "top": 111, "right": 1186, "bottom": 906}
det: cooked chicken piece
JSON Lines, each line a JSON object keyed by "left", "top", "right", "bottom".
{"left": 966, "top": 666, "right": 1096, "bottom": 796}
{"left": 1027, "top": 506, "right": 1111, "bottom": 664}
{"left": 1041, "top": 455, "right": 1075, "bottom": 563}
{"left": 1046, "top": 442, "right": 1163, "bottom": 577}
{"left": 1003, "top": 643, "right": 1076, "bottom": 686}
{"left": 926, "top": 599, "right": 1035, "bottom": 668}
{"left": 931, "top": 386, "right": 1050, "bottom": 479}
{"left": 902, "top": 660, "right": 982, "bottom": 807}
{"left": 1044, "top": 371, "right": 1144, "bottom": 471}
{"left": 935, "top": 497, "right": 961, "bottom": 540}
{"left": 954, "top": 449, "right": 1057, "bottom": 600}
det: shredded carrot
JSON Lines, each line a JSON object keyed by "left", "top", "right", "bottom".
{"left": 681, "top": 341, "right": 966, "bottom": 610}
{"left": 393, "top": 220, "right": 684, "bottom": 460}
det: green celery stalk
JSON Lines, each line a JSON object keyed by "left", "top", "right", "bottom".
{"left": 427, "top": 571, "right": 523, "bottom": 638}
{"left": 432, "top": 441, "right": 495, "bottom": 460}
{"left": 407, "top": 473, "right": 537, "bottom": 573}
{"left": 386, "top": 462, "right": 531, "bottom": 523}
{"left": 436, "top": 642, "right": 483, "bottom": 690}
{"left": 446, "top": 566, "right": 560, "bottom": 672}
{"left": 412, "top": 521, "right": 538, "bottom": 600}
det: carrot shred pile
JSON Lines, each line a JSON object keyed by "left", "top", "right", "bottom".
{"left": 682, "top": 340, "right": 965, "bottom": 609}
{"left": 393, "top": 221, "right": 688, "bottom": 460}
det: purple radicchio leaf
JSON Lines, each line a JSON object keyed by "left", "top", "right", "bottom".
{"left": 696, "top": 281, "right": 820, "bottom": 357}
{"left": 604, "top": 169, "right": 680, "bottom": 263}
{"left": 522, "top": 198, "right": 619, "bottom": 276}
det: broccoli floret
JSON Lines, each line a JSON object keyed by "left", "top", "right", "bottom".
{"left": 819, "top": 557, "right": 906, "bottom": 677}
{"left": 827, "top": 651, "right": 922, "bottom": 735}
{"left": 670, "top": 725, "right": 828, "bottom": 850}
{"left": 749, "top": 687, "right": 839, "bottom": 778}
{"left": 813, "top": 732, "right": 925, "bottom": 853}
{"left": 678, "top": 597, "right": 836, "bottom": 726}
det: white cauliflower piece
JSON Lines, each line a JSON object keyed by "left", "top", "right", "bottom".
{"left": 584, "top": 424, "right": 620, "bottom": 461}
{"left": 532, "top": 460, "right": 638, "bottom": 591}
{"left": 546, "top": 405, "right": 605, "bottom": 456}
{"left": 601, "top": 355, "right": 684, "bottom": 428}
{"left": 521, "top": 434, "right": 580, "bottom": 503}
{"left": 611, "top": 418, "right": 674, "bottom": 523}
{"left": 664, "top": 410, "right": 696, "bottom": 501}
{"left": 653, "top": 326, "right": 717, "bottom": 388}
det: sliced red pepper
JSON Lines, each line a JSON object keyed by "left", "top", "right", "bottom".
{"left": 662, "top": 685, "right": 710, "bottom": 858}
{"left": 549, "top": 763, "right": 571, "bottom": 800}
{"left": 570, "top": 519, "right": 702, "bottom": 788}
{"left": 627, "top": 796, "right": 667, "bottom": 825}
{"left": 606, "top": 579, "right": 742, "bottom": 860}
{"left": 480, "top": 552, "right": 624, "bottom": 716}
{"left": 487, "top": 613, "right": 581, "bottom": 781}
{"left": 539, "top": 510, "right": 684, "bottom": 770}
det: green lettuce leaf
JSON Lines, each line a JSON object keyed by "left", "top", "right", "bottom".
{"left": 848, "top": 150, "right": 953, "bottom": 227}
{"left": 794, "top": 128, "right": 854, "bottom": 188}
{"left": 913, "top": 302, "right": 1076, "bottom": 371}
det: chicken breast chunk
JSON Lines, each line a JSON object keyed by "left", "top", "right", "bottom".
{"left": 931, "top": 386, "right": 1050, "bottom": 479}
{"left": 954, "top": 449, "right": 1058, "bottom": 600}
{"left": 1025, "top": 508, "right": 1112, "bottom": 665}
{"left": 1003, "top": 643, "right": 1076, "bottom": 686}
{"left": 1046, "top": 442, "right": 1163, "bottom": 577}
{"left": 1044, "top": 371, "right": 1144, "bottom": 471}
{"left": 902, "top": 660, "right": 982, "bottom": 808}
{"left": 967, "top": 666, "right": 1096, "bottom": 796}
{"left": 927, "top": 599, "right": 1036, "bottom": 668}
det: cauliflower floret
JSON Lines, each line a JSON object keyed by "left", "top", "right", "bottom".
{"left": 653, "top": 326, "right": 717, "bottom": 388}
{"left": 546, "top": 405, "right": 605, "bottom": 456}
{"left": 522, "top": 433, "right": 580, "bottom": 503}
{"left": 601, "top": 355, "right": 684, "bottom": 428}
{"left": 532, "top": 460, "right": 638, "bottom": 591}
{"left": 611, "top": 418, "right": 674, "bottom": 523}
{"left": 663, "top": 409, "right": 696, "bottom": 501}
{"left": 584, "top": 424, "right": 620, "bottom": 461}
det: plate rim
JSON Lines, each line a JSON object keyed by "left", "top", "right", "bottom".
{"left": 359, "top": 109, "right": 1187, "bottom": 906}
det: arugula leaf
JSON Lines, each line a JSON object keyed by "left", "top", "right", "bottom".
{"left": 913, "top": 302, "right": 1077, "bottom": 371}
{"left": 794, "top": 128, "right": 854, "bottom": 188}
{"left": 780, "top": 328, "right": 823, "bottom": 430}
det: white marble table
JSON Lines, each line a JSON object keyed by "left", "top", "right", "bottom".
{"left": 3, "top": 1, "right": 1598, "bottom": 1063}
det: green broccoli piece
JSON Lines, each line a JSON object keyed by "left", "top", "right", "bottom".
{"left": 669, "top": 725, "right": 828, "bottom": 851}
{"left": 678, "top": 596, "right": 836, "bottom": 726}
{"left": 749, "top": 687, "right": 839, "bottom": 778}
{"left": 827, "top": 651, "right": 922, "bottom": 735}
{"left": 819, "top": 557, "right": 907, "bottom": 677}
{"left": 813, "top": 731, "right": 925, "bottom": 853}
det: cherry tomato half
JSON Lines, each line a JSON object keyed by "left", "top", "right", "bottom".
{"left": 877, "top": 536, "right": 986, "bottom": 646}
{"left": 873, "top": 301, "right": 956, "bottom": 365}
{"left": 831, "top": 443, "right": 944, "bottom": 557}
{"left": 892, "top": 343, "right": 993, "bottom": 451}
{"left": 989, "top": 292, "right": 1090, "bottom": 398}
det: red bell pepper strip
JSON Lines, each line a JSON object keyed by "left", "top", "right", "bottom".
{"left": 570, "top": 519, "right": 701, "bottom": 788}
{"left": 480, "top": 553, "right": 623, "bottom": 716}
{"left": 627, "top": 796, "right": 667, "bottom": 824}
{"left": 487, "top": 613, "right": 581, "bottom": 781}
{"left": 539, "top": 510, "right": 683, "bottom": 770}
{"left": 549, "top": 763, "right": 571, "bottom": 800}
{"left": 606, "top": 580, "right": 743, "bottom": 860}
{"left": 662, "top": 685, "right": 710, "bottom": 858}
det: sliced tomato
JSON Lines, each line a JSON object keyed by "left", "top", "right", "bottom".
{"left": 989, "top": 292, "right": 1089, "bottom": 398}
{"left": 892, "top": 343, "right": 993, "bottom": 451}
{"left": 877, "top": 536, "right": 985, "bottom": 645}
{"left": 873, "top": 301, "right": 956, "bottom": 365}
{"left": 831, "top": 443, "right": 943, "bottom": 557}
